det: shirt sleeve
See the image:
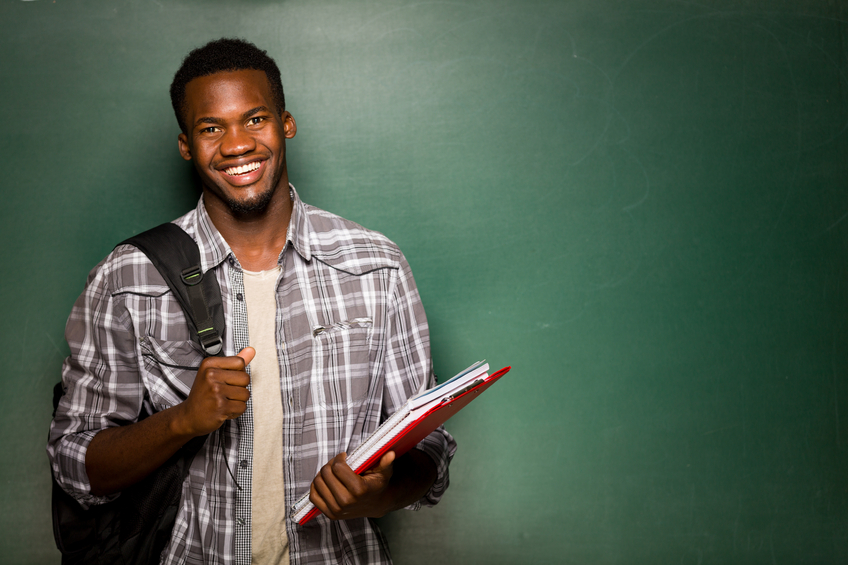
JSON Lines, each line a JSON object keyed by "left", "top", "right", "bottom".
{"left": 46, "top": 250, "right": 146, "bottom": 508}
{"left": 381, "top": 253, "right": 457, "bottom": 509}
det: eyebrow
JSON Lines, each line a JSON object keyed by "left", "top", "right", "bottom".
{"left": 193, "top": 106, "right": 271, "bottom": 127}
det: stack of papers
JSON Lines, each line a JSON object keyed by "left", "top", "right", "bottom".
{"left": 291, "top": 361, "right": 511, "bottom": 524}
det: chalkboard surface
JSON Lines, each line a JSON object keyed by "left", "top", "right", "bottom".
{"left": 2, "top": 1, "right": 848, "bottom": 563}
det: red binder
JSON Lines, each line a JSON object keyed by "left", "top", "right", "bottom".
{"left": 292, "top": 364, "right": 511, "bottom": 524}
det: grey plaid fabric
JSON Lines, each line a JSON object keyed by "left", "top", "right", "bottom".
{"left": 47, "top": 185, "right": 456, "bottom": 565}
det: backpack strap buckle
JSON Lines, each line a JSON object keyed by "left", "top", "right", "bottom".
{"left": 198, "top": 329, "right": 223, "bottom": 356}
{"left": 181, "top": 266, "right": 203, "bottom": 286}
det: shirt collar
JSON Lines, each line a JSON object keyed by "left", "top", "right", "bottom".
{"left": 190, "top": 183, "right": 313, "bottom": 272}
{"left": 190, "top": 197, "right": 231, "bottom": 273}
{"left": 285, "top": 184, "right": 313, "bottom": 264}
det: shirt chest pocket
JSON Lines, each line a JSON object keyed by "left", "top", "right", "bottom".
{"left": 140, "top": 336, "right": 205, "bottom": 411}
{"left": 311, "top": 318, "right": 373, "bottom": 410}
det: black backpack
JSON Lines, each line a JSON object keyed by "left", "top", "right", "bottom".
{"left": 51, "top": 223, "right": 226, "bottom": 565}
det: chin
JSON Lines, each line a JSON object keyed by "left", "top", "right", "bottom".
{"left": 223, "top": 186, "right": 277, "bottom": 215}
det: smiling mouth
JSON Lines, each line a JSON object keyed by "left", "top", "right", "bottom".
{"left": 224, "top": 161, "right": 261, "bottom": 176}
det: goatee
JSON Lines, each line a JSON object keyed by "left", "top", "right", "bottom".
{"left": 225, "top": 185, "right": 277, "bottom": 215}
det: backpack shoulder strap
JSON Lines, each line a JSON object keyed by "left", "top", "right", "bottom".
{"left": 119, "top": 223, "right": 225, "bottom": 357}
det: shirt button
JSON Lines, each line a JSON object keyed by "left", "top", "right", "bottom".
{"left": 236, "top": 517, "right": 245, "bottom": 526}
{"left": 288, "top": 396, "right": 294, "bottom": 408}
{"left": 236, "top": 293, "right": 244, "bottom": 301}
{"left": 240, "top": 459, "right": 248, "bottom": 468}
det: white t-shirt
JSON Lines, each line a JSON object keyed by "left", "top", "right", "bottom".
{"left": 243, "top": 267, "right": 289, "bottom": 565}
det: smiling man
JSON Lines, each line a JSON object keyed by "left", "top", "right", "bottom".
{"left": 48, "top": 38, "right": 455, "bottom": 565}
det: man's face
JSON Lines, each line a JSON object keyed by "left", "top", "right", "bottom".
{"left": 177, "top": 69, "right": 296, "bottom": 215}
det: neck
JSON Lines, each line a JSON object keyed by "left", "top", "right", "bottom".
{"left": 203, "top": 183, "right": 293, "bottom": 272}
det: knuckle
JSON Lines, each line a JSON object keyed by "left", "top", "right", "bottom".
{"left": 349, "top": 483, "right": 366, "bottom": 498}
{"left": 337, "top": 493, "right": 353, "bottom": 508}
{"left": 328, "top": 499, "right": 343, "bottom": 514}
{"left": 198, "top": 359, "right": 221, "bottom": 376}
{"left": 200, "top": 368, "right": 217, "bottom": 384}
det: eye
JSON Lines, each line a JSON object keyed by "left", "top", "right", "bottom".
{"left": 247, "top": 116, "right": 266, "bottom": 126}
{"left": 199, "top": 126, "right": 221, "bottom": 134}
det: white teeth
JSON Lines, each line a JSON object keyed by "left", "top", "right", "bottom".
{"left": 225, "top": 161, "right": 261, "bottom": 176}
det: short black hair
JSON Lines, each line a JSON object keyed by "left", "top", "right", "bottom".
{"left": 170, "top": 38, "right": 285, "bottom": 133}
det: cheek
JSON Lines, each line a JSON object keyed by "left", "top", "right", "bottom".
{"left": 191, "top": 143, "right": 218, "bottom": 165}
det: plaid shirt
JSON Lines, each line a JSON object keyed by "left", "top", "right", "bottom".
{"left": 48, "top": 185, "right": 456, "bottom": 564}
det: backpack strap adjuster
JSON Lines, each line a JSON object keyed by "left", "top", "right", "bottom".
{"left": 198, "top": 329, "right": 223, "bottom": 356}
{"left": 181, "top": 266, "right": 203, "bottom": 286}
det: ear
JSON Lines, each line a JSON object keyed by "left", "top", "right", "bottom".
{"left": 282, "top": 112, "right": 297, "bottom": 139}
{"left": 178, "top": 133, "right": 192, "bottom": 161}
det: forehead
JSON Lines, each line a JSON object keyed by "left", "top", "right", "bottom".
{"left": 183, "top": 69, "right": 274, "bottom": 120}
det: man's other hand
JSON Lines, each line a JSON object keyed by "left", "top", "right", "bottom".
{"left": 309, "top": 451, "right": 396, "bottom": 520}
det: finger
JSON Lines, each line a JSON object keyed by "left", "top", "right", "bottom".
{"left": 327, "top": 453, "right": 373, "bottom": 499}
{"left": 222, "top": 384, "right": 250, "bottom": 402}
{"left": 222, "top": 395, "right": 249, "bottom": 418}
{"left": 312, "top": 470, "right": 349, "bottom": 518}
{"left": 320, "top": 454, "right": 363, "bottom": 505}
{"left": 237, "top": 346, "right": 256, "bottom": 366}
{"left": 202, "top": 365, "right": 250, "bottom": 388}
{"left": 309, "top": 481, "right": 339, "bottom": 520}
{"left": 200, "top": 355, "right": 251, "bottom": 373}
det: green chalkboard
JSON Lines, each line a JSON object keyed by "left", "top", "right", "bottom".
{"left": 3, "top": 1, "right": 848, "bottom": 563}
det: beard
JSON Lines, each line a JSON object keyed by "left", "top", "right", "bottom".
{"left": 223, "top": 183, "right": 277, "bottom": 215}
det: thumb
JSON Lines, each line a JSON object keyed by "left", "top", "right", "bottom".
{"left": 362, "top": 451, "right": 395, "bottom": 482}
{"left": 375, "top": 450, "right": 396, "bottom": 472}
{"left": 237, "top": 347, "right": 256, "bottom": 366}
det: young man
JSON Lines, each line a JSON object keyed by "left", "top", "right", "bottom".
{"left": 48, "top": 38, "right": 455, "bottom": 565}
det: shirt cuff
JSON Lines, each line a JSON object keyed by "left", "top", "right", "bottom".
{"left": 405, "top": 426, "right": 457, "bottom": 510}
{"left": 48, "top": 429, "right": 120, "bottom": 509}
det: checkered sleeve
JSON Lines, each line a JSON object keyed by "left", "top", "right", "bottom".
{"left": 47, "top": 248, "right": 148, "bottom": 508}
{"left": 381, "top": 253, "right": 457, "bottom": 509}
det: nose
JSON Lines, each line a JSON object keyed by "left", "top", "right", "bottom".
{"left": 220, "top": 126, "right": 255, "bottom": 156}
